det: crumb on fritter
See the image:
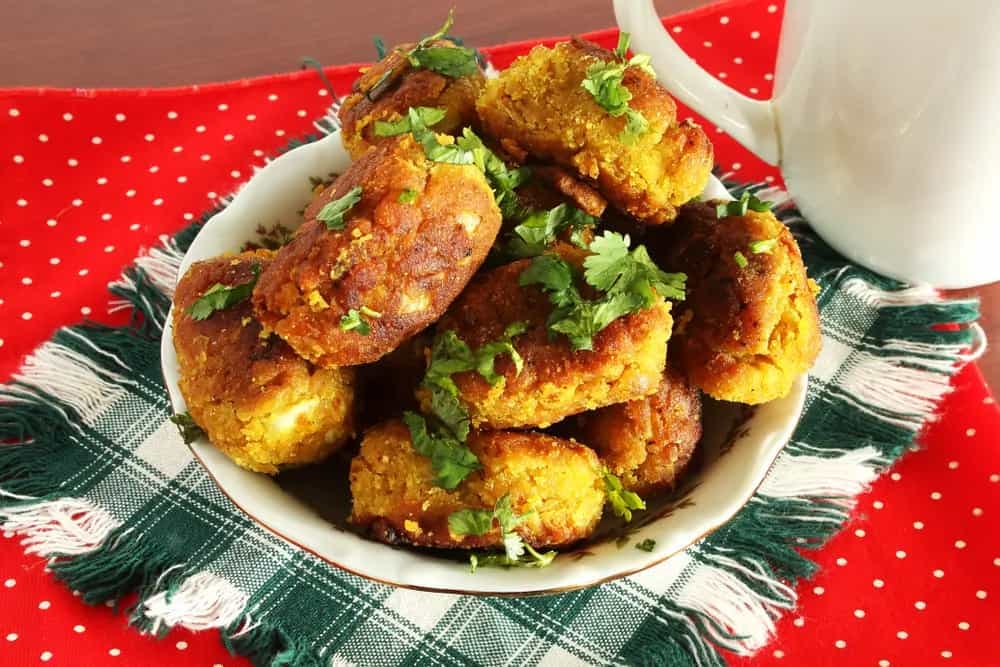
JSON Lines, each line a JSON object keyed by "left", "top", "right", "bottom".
{"left": 349, "top": 419, "right": 604, "bottom": 548}
{"left": 172, "top": 251, "right": 356, "bottom": 474}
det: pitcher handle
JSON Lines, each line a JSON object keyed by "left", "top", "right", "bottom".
{"left": 614, "top": 0, "right": 780, "bottom": 165}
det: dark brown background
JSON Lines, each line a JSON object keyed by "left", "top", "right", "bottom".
{"left": 2, "top": 0, "right": 995, "bottom": 388}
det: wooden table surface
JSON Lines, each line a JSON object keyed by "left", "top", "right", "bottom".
{"left": 2, "top": 0, "right": 995, "bottom": 389}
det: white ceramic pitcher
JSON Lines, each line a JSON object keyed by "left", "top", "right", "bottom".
{"left": 615, "top": 0, "right": 1000, "bottom": 288}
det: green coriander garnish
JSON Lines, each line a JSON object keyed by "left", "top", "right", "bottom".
{"left": 374, "top": 106, "right": 446, "bottom": 137}
{"left": 581, "top": 32, "right": 656, "bottom": 144}
{"left": 169, "top": 412, "right": 205, "bottom": 444}
{"left": 339, "top": 306, "right": 381, "bottom": 335}
{"left": 749, "top": 238, "right": 778, "bottom": 254}
{"left": 186, "top": 263, "right": 261, "bottom": 321}
{"left": 635, "top": 538, "right": 656, "bottom": 552}
{"left": 451, "top": 495, "right": 556, "bottom": 572}
{"left": 584, "top": 231, "right": 686, "bottom": 301}
{"left": 501, "top": 203, "right": 598, "bottom": 259}
{"left": 733, "top": 251, "right": 749, "bottom": 269}
{"left": 715, "top": 190, "right": 774, "bottom": 218}
{"left": 316, "top": 186, "right": 363, "bottom": 230}
{"left": 403, "top": 412, "right": 481, "bottom": 490}
{"left": 373, "top": 35, "right": 387, "bottom": 60}
{"left": 603, "top": 468, "right": 646, "bottom": 522}
{"left": 398, "top": 189, "right": 418, "bottom": 204}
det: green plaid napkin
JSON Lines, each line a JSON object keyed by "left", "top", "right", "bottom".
{"left": 0, "top": 115, "right": 979, "bottom": 666}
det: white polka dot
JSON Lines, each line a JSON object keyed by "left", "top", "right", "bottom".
{"left": 834, "top": 640, "right": 846, "bottom": 649}
{"left": 51, "top": 291, "right": 61, "bottom": 298}
{"left": 104, "top": 600, "right": 114, "bottom": 607}
{"left": 275, "top": 129, "right": 286, "bottom": 136}
{"left": 873, "top": 578, "right": 884, "bottom": 588}
{"left": 768, "top": 4, "right": 778, "bottom": 12}
{"left": 78, "top": 269, "right": 88, "bottom": 276}
{"left": 201, "top": 154, "right": 211, "bottom": 161}
{"left": 897, "top": 631, "right": 908, "bottom": 640}
{"left": 773, "top": 650, "right": 784, "bottom": 659}
{"left": 976, "top": 590, "right": 987, "bottom": 599}
{"left": 253, "top": 149, "right": 264, "bottom": 157}
{"left": 719, "top": 15, "right": 730, "bottom": 24}
{"left": 855, "top": 529, "right": 866, "bottom": 538}
{"left": 152, "top": 198, "right": 163, "bottom": 207}
{"left": 38, "top": 133, "right": 48, "bottom": 142}
{"left": 125, "top": 189, "right": 136, "bottom": 197}
{"left": 76, "top": 235, "right": 86, "bottom": 242}
{"left": 915, "top": 600, "right": 926, "bottom": 610}
{"left": 144, "top": 133, "right": 155, "bottom": 142}
{"left": 873, "top": 500, "right": 885, "bottom": 509}
{"left": 836, "top": 557, "right": 847, "bottom": 566}
{"left": 91, "top": 136, "right": 102, "bottom": 145}
{"left": 813, "top": 586, "right": 824, "bottom": 595}
{"left": 129, "top": 223, "right": 140, "bottom": 231}
{"left": 990, "top": 474, "right": 999, "bottom": 483}
{"left": 930, "top": 491, "right": 942, "bottom": 500}
{"left": 177, "top": 176, "right": 188, "bottom": 183}
{"left": 890, "top": 472, "right": 901, "bottom": 481}
{"left": 896, "top": 550, "right": 906, "bottom": 559}
{"left": 973, "top": 507, "right": 984, "bottom": 517}
{"left": 718, "top": 72, "right": 728, "bottom": 79}
{"left": 703, "top": 40, "right": 713, "bottom": 47}
{"left": 230, "top": 170, "right": 241, "bottom": 178}
{"left": 792, "top": 617, "right": 804, "bottom": 627}
{"left": 297, "top": 109, "right": 308, "bottom": 117}
{"left": 207, "top": 191, "right": 218, "bottom": 199}
{"left": 854, "top": 609, "right": 865, "bottom": 618}
{"left": 913, "top": 521, "right": 924, "bottom": 529}
{"left": 120, "top": 155, "right": 131, "bottom": 163}
{"left": 246, "top": 113, "right": 256, "bottom": 121}
{"left": 101, "top": 213, "right": 112, "bottom": 221}
{"left": 109, "top": 648, "right": 121, "bottom": 657}
{"left": 959, "top": 621, "right": 970, "bottom": 630}
{"left": 5, "top": 633, "right": 16, "bottom": 641}
{"left": 72, "top": 198, "right": 83, "bottom": 207}
{"left": 176, "top": 641, "right": 188, "bottom": 650}
{"left": 68, "top": 158, "right": 79, "bottom": 167}
{"left": 183, "top": 212, "right": 194, "bottom": 220}
{"left": 38, "top": 600, "right": 50, "bottom": 610}
{"left": 13, "top": 154, "right": 24, "bottom": 164}
{"left": 765, "top": 73, "right": 774, "bottom": 80}
{"left": 955, "top": 540, "right": 966, "bottom": 549}
{"left": 879, "top": 661, "right": 890, "bottom": 667}
{"left": 218, "top": 103, "right": 229, "bottom": 111}
{"left": 104, "top": 245, "right": 115, "bottom": 253}
{"left": 966, "top": 428, "right": 976, "bottom": 436}
{"left": 19, "top": 239, "right": 30, "bottom": 247}
{"left": 49, "top": 258, "right": 60, "bottom": 265}
{"left": 16, "top": 198, "right": 28, "bottom": 207}
{"left": 318, "top": 88, "right": 329, "bottom": 96}
{"left": 751, "top": 30, "right": 761, "bottom": 39}
{"left": 41, "top": 651, "right": 52, "bottom": 662}
{"left": 749, "top": 87, "right": 760, "bottom": 94}
{"left": 97, "top": 176, "right": 108, "bottom": 185}
{"left": 17, "top": 277, "right": 29, "bottom": 286}
{"left": 115, "top": 113, "right": 126, "bottom": 122}
{"left": 196, "top": 124, "right": 207, "bottom": 133}
{"left": 941, "top": 651, "right": 952, "bottom": 659}
{"left": 73, "top": 625, "right": 85, "bottom": 633}
{"left": 167, "top": 110, "right": 178, "bottom": 119}
{"left": 148, "top": 165, "right": 159, "bottom": 173}
{"left": 8, "top": 108, "right": 20, "bottom": 117}
{"left": 3, "top": 579, "right": 14, "bottom": 588}
{"left": 63, "top": 112, "right": 73, "bottom": 121}
{"left": 172, "top": 145, "right": 183, "bottom": 153}
{"left": 933, "top": 569, "right": 944, "bottom": 578}
{"left": 733, "top": 56, "right": 744, "bottom": 64}
{"left": 268, "top": 93, "right": 279, "bottom": 101}
{"left": 948, "top": 460, "right": 959, "bottom": 469}
{"left": 985, "top": 396, "right": 994, "bottom": 404}
{"left": 223, "top": 133, "right": 234, "bottom": 141}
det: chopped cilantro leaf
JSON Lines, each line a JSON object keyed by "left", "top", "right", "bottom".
{"left": 428, "top": 385, "right": 470, "bottom": 441}
{"left": 457, "top": 495, "right": 557, "bottom": 572}
{"left": 339, "top": 306, "right": 380, "bottom": 335}
{"left": 734, "top": 251, "right": 749, "bottom": 269}
{"left": 502, "top": 203, "right": 598, "bottom": 259}
{"left": 584, "top": 231, "right": 686, "bottom": 302}
{"left": 373, "top": 35, "right": 387, "bottom": 60}
{"left": 316, "top": 186, "right": 363, "bottom": 230}
{"left": 603, "top": 467, "right": 646, "bottom": 522}
{"left": 169, "top": 412, "right": 205, "bottom": 444}
{"left": 455, "top": 128, "right": 531, "bottom": 219}
{"left": 186, "top": 263, "right": 261, "bottom": 321}
{"left": 448, "top": 507, "right": 494, "bottom": 536}
{"left": 749, "top": 238, "right": 778, "bottom": 254}
{"left": 374, "top": 107, "right": 447, "bottom": 137}
{"left": 716, "top": 190, "right": 774, "bottom": 219}
{"left": 403, "top": 411, "right": 481, "bottom": 490}
{"left": 614, "top": 32, "right": 631, "bottom": 60}
{"left": 398, "top": 189, "right": 418, "bottom": 204}
{"left": 635, "top": 538, "right": 656, "bottom": 552}
{"left": 580, "top": 35, "right": 655, "bottom": 143}
{"left": 469, "top": 544, "right": 557, "bottom": 573}
{"left": 409, "top": 45, "right": 479, "bottom": 77}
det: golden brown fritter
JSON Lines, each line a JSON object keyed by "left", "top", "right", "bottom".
{"left": 172, "top": 252, "right": 356, "bottom": 474}
{"left": 476, "top": 39, "right": 713, "bottom": 224}
{"left": 423, "top": 258, "right": 672, "bottom": 429}
{"left": 571, "top": 365, "right": 700, "bottom": 495}
{"left": 650, "top": 201, "right": 821, "bottom": 404}
{"left": 350, "top": 420, "right": 604, "bottom": 549}
{"left": 253, "top": 135, "right": 502, "bottom": 368}
{"left": 339, "top": 40, "right": 484, "bottom": 159}
{"left": 526, "top": 165, "right": 607, "bottom": 218}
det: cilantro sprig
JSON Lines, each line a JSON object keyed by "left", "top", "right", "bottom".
{"left": 316, "top": 186, "right": 363, "bottom": 230}
{"left": 603, "top": 468, "right": 646, "bottom": 522}
{"left": 500, "top": 203, "right": 597, "bottom": 259}
{"left": 374, "top": 107, "right": 446, "bottom": 138}
{"left": 187, "top": 263, "right": 261, "bottom": 321}
{"left": 715, "top": 190, "right": 773, "bottom": 219}
{"left": 635, "top": 538, "right": 656, "bottom": 552}
{"left": 581, "top": 32, "right": 656, "bottom": 144}
{"left": 449, "top": 494, "right": 557, "bottom": 572}
{"left": 519, "top": 232, "right": 685, "bottom": 351}
{"left": 406, "top": 325, "right": 528, "bottom": 489}
{"left": 339, "top": 305, "right": 381, "bottom": 335}
{"left": 169, "top": 412, "right": 205, "bottom": 444}
{"left": 748, "top": 238, "right": 778, "bottom": 254}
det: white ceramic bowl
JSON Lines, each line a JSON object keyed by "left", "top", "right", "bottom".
{"left": 160, "top": 129, "right": 807, "bottom": 595}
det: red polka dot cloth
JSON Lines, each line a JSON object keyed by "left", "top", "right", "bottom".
{"left": 1, "top": 1, "right": 997, "bottom": 665}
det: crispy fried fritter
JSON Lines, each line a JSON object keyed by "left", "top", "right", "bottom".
{"left": 339, "top": 40, "right": 484, "bottom": 159}
{"left": 424, "top": 258, "right": 672, "bottom": 429}
{"left": 572, "top": 365, "right": 700, "bottom": 495}
{"left": 172, "top": 252, "right": 355, "bottom": 474}
{"left": 476, "top": 39, "right": 712, "bottom": 224}
{"left": 253, "top": 135, "right": 502, "bottom": 367}
{"left": 526, "top": 165, "right": 607, "bottom": 218}
{"left": 349, "top": 420, "right": 604, "bottom": 548}
{"left": 651, "top": 201, "right": 821, "bottom": 404}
